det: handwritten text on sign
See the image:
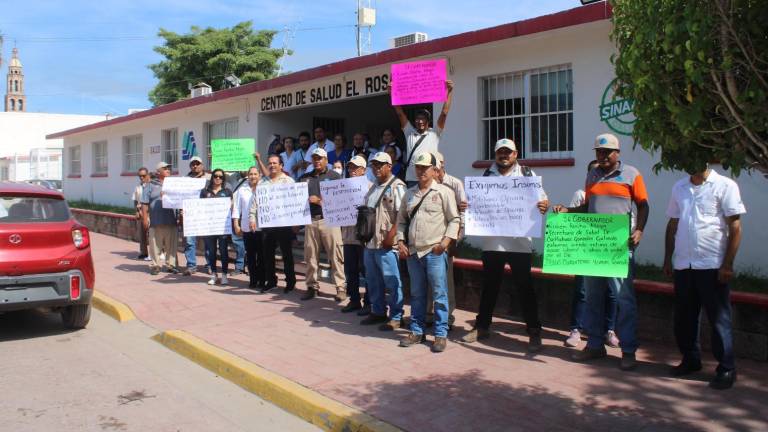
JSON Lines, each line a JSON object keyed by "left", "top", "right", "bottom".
{"left": 542, "top": 213, "right": 630, "bottom": 278}
{"left": 182, "top": 198, "right": 233, "bottom": 237}
{"left": 162, "top": 177, "right": 207, "bottom": 209}
{"left": 255, "top": 182, "right": 311, "bottom": 228}
{"left": 319, "top": 176, "right": 370, "bottom": 227}
{"left": 464, "top": 176, "right": 544, "bottom": 237}
{"left": 391, "top": 59, "right": 447, "bottom": 106}
{"left": 211, "top": 138, "right": 255, "bottom": 172}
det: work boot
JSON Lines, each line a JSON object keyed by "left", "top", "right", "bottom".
{"left": 670, "top": 360, "right": 703, "bottom": 377}
{"left": 461, "top": 327, "right": 490, "bottom": 343}
{"left": 300, "top": 287, "right": 316, "bottom": 301}
{"left": 571, "top": 346, "right": 607, "bottom": 362}
{"left": 341, "top": 301, "right": 362, "bottom": 313}
{"left": 149, "top": 267, "right": 160, "bottom": 275}
{"left": 528, "top": 329, "right": 543, "bottom": 353}
{"left": 334, "top": 291, "right": 348, "bottom": 303}
{"left": 432, "top": 337, "right": 447, "bottom": 353}
{"left": 620, "top": 352, "right": 637, "bottom": 371}
{"left": 379, "top": 319, "right": 402, "bottom": 331}
{"left": 356, "top": 304, "right": 371, "bottom": 316}
{"left": 398, "top": 332, "right": 425, "bottom": 348}
{"left": 709, "top": 370, "right": 736, "bottom": 390}
{"left": 360, "top": 314, "right": 388, "bottom": 325}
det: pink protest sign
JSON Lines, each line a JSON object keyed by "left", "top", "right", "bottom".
{"left": 390, "top": 59, "right": 447, "bottom": 106}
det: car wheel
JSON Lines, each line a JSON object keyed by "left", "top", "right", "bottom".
{"left": 62, "top": 303, "right": 92, "bottom": 329}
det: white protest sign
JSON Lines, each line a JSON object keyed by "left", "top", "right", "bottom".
{"left": 319, "top": 176, "right": 370, "bottom": 227}
{"left": 162, "top": 177, "right": 207, "bottom": 209}
{"left": 464, "top": 176, "right": 544, "bottom": 238}
{"left": 182, "top": 197, "right": 233, "bottom": 237}
{"left": 255, "top": 182, "right": 311, "bottom": 228}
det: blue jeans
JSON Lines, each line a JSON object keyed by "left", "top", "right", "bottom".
{"left": 673, "top": 269, "right": 734, "bottom": 371}
{"left": 184, "top": 236, "right": 211, "bottom": 269}
{"left": 344, "top": 244, "right": 370, "bottom": 306}
{"left": 364, "top": 248, "right": 403, "bottom": 320}
{"left": 231, "top": 232, "right": 246, "bottom": 272}
{"left": 407, "top": 252, "right": 449, "bottom": 337}
{"left": 583, "top": 258, "right": 637, "bottom": 353}
{"left": 570, "top": 275, "right": 618, "bottom": 332}
{"left": 204, "top": 235, "right": 229, "bottom": 275}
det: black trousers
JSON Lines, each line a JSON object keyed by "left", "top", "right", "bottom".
{"left": 674, "top": 269, "right": 735, "bottom": 371}
{"left": 243, "top": 231, "right": 265, "bottom": 287}
{"left": 263, "top": 227, "right": 296, "bottom": 288}
{"left": 476, "top": 251, "right": 541, "bottom": 332}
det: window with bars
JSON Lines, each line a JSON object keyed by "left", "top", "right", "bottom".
{"left": 69, "top": 146, "right": 81, "bottom": 176}
{"left": 161, "top": 128, "right": 179, "bottom": 169}
{"left": 481, "top": 65, "right": 573, "bottom": 160}
{"left": 205, "top": 118, "right": 239, "bottom": 167}
{"left": 122, "top": 135, "right": 143, "bottom": 172}
{"left": 92, "top": 141, "right": 108, "bottom": 174}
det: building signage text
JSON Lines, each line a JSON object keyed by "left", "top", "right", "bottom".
{"left": 260, "top": 73, "right": 389, "bottom": 112}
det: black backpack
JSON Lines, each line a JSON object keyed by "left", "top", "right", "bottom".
{"left": 355, "top": 177, "right": 397, "bottom": 243}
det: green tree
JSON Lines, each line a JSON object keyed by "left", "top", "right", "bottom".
{"left": 148, "top": 21, "right": 285, "bottom": 106}
{"left": 611, "top": 0, "right": 767, "bottom": 177}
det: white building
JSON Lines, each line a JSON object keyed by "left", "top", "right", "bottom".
{"left": 0, "top": 112, "right": 105, "bottom": 181}
{"left": 49, "top": 3, "right": 767, "bottom": 271}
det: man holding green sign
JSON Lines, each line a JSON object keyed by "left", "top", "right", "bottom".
{"left": 553, "top": 133, "right": 649, "bottom": 371}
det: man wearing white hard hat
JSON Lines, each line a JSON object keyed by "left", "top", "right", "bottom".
{"left": 359, "top": 151, "right": 407, "bottom": 328}
{"left": 141, "top": 161, "right": 180, "bottom": 275}
{"left": 298, "top": 147, "right": 346, "bottom": 301}
{"left": 553, "top": 133, "right": 650, "bottom": 371}
{"left": 340, "top": 155, "right": 373, "bottom": 313}
{"left": 462, "top": 139, "right": 549, "bottom": 352}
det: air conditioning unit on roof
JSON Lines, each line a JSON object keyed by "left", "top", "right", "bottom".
{"left": 390, "top": 32, "right": 428, "bottom": 48}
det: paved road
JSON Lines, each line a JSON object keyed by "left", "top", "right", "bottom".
{"left": 0, "top": 308, "right": 319, "bottom": 432}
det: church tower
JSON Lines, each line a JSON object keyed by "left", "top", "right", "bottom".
{"left": 5, "top": 47, "right": 26, "bottom": 112}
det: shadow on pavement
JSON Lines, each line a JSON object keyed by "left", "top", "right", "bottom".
{"left": 0, "top": 309, "right": 79, "bottom": 342}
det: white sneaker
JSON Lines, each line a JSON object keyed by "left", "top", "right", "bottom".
{"left": 207, "top": 274, "right": 218, "bottom": 285}
{"left": 565, "top": 329, "right": 582, "bottom": 347}
{"left": 143, "top": 256, "right": 152, "bottom": 261}
{"left": 220, "top": 275, "right": 228, "bottom": 285}
{"left": 605, "top": 330, "right": 620, "bottom": 348}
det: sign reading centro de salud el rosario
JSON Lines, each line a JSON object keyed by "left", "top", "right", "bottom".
{"left": 599, "top": 78, "right": 636, "bottom": 136}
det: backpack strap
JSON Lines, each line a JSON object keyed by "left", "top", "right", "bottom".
{"left": 408, "top": 189, "right": 433, "bottom": 221}
{"left": 404, "top": 133, "right": 428, "bottom": 171}
{"left": 373, "top": 177, "right": 398, "bottom": 209}
{"left": 521, "top": 165, "right": 532, "bottom": 177}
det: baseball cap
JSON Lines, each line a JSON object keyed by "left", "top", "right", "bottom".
{"left": 189, "top": 156, "right": 203, "bottom": 165}
{"left": 371, "top": 151, "right": 392, "bottom": 165}
{"left": 311, "top": 147, "right": 328, "bottom": 158}
{"left": 494, "top": 138, "right": 517, "bottom": 153}
{"left": 594, "top": 133, "right": 620, "bottom": 150}
{"left": 413, "top": 152, "right": 437, "bottom": 167}
{"left": 156, "top": 161, "right": 171, "bottom": 170}
{"left": 348, "top": 155, "right": 367, "bottom": 168}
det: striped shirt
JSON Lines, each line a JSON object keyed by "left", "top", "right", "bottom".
{"left": 585, "top": 162, "right": 648, "bottom": 229}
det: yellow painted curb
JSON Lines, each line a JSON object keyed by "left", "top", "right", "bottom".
{"left": 92, "top": 291, "right": 136, "bottom": 322}
{"left": 153, "top": 330, "right": 401, "bottom": 432}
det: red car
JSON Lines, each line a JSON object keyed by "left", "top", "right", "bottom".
{"left": 0, "top": 182, "right": 94, "bottom": 328}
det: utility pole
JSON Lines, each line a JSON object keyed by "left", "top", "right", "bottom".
{"left": 356, "top": 0, "right": 375, "bottom": 56}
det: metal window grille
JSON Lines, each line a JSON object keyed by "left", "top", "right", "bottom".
{"left": 69, "top": 146, "right": 81, "bottom": 175}
{"left": 161, "top": 128, "right": 179, "bottom": 169}
{"left": 93, "top": 141, "right": 108, "bottom": 174}
{"left": 481, "top": 65, "right": 573, "bottom": 160}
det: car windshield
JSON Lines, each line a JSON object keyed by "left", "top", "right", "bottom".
{"left": 0, "top": 196, "right": 70, "bottom": 223}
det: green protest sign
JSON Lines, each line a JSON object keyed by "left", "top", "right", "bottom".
{"left": 543, "top": 213, "right": 630, "bottom": 278}
{"left": 210, "top": 138, "right": 255, "bottom": 172}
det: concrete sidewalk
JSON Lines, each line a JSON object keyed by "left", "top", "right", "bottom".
{"left": 92, "top": 233, "right": 767, "bottom": 432}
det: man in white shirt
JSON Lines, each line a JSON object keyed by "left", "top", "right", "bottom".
{"left": 302, "top": 126, "right": 335, "bottom": 174}
{"left": 392, "top": 80, "right": 454, "bottom": 187}
{"left": 461, "top": 139, "right": 549, "bottom": 352}
{"left": 233, "top": 166, "right": 264, "bottom": 290}
{"left": 663, "top": 165, "right": 746, "bottom": 390}
{"left": 133, "top": 167, "right": 150, "bottom": 260}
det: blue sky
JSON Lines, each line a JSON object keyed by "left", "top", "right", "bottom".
{"left": 0, "top": 0, "right": 580, "bottom": 115}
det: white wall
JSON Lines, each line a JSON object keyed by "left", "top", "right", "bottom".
{"left": 0, "top": 112, "right": 103, "bottom": 180}
{"left": 59, "top": 19, "right": 768, "bottom": 272}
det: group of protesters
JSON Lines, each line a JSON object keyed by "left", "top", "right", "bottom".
{"left": 131, "top": 78, "right": 745, "bottom": 390}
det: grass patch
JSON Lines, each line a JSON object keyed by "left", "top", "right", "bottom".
{"left": 68, "top": 199, "right": 136, "bottom": 216}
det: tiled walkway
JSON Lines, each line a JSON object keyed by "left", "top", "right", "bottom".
{"left": 93, "top": 233, "right": 767, "bottom": 431}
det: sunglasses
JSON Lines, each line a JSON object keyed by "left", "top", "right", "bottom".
{"left": 213, "top": 175, "right": 224, "bottom": 179}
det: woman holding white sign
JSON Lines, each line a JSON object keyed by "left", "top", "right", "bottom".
{"left": 200, "top": 169, "right": 234, "bottom": 286}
